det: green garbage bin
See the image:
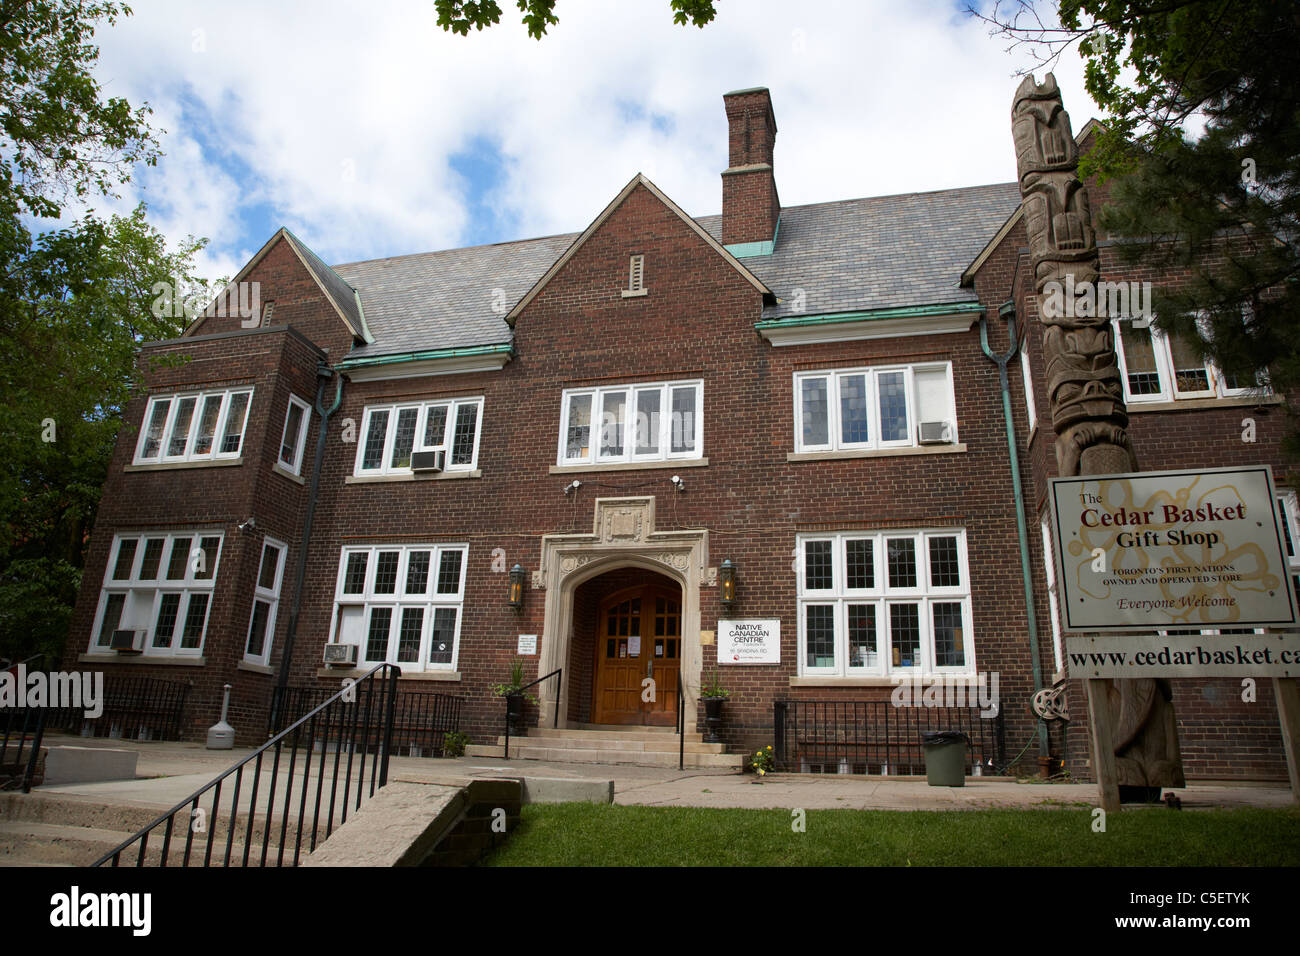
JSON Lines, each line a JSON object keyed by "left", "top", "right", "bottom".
{"left": 922, "top": 731, "right": 970, "bottom": 787}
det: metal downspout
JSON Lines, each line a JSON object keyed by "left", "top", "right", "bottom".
{"left": 979, "top": 303, "right": 1049, "bottom": 759}
{"left": 272, "top": 363, "right": 344, "bottom": 732}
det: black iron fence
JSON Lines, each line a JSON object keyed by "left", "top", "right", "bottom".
{"left": 272, "top": 684, "right": 463, "bottom": 757}
{"left": 43, "top": 675, "right": 191, "bottom": 742}
{"left": 94, "top": 663, "right": 401, "bottom": 867}
{"left": 773, "top": 700, "right": 1006, "bottom": 775}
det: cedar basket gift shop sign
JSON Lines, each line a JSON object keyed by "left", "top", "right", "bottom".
{"left": 1049, "top": 465, "right": 1300, "bottom": 678}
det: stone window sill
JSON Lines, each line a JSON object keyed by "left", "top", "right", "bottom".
{"left": 787, "top": 444, "right": 967, "bottom": 463}
{"left": 315, "top": 667, "right": 461, "bottom": 682}
{"left": 125, "top": 458, "right": 243, "bottom": 473}
{"left": 1126, "top": 395, "right": 1282, "bottom": 413}
{"left": 238, "top": 661, "right": 274, "bottom": 675}
{"left": 345, "top": 470, "right": 481, "bottom": 484}
{"left": 620, "top": 288, "right": 648, "bottom": 298}
{"left": 272, "top": 462, "right": 306, "bottom": 485}
{"left": 789, "top": 675, "right": 979, "bottom": 687}
{"left": 549, "top": 458, "right": 708, "bottom": 475}
{"left": 80, "top": 653, "right": 206, "bottom": 667}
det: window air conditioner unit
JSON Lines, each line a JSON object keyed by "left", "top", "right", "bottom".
{"left": 111, "top": 629, "right": 144, "bottom": 654}
{"left": 918, "top": 421, "right": 953, "bottom": 445}
{"left": 410, "top": 450, "right": 445, "bottom": 473}
{"left": 323, "top": 643, "right": 357, "bottom": 666}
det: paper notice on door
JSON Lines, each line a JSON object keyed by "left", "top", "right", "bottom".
{"left": 628, "top": 635, "right": 641, "bottom": 656}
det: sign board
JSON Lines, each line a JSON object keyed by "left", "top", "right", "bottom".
{"left": 1065, "top": 631, "right": 1300, "bottom": 679}
{"left": 1049, "top": 466, "right": 1298, "bottom": 633}
{"left": 516, "top": 634, "right": 537, "bottom": 655}
{"left": 717, "top": 620, "right": 780, "bottom": 664}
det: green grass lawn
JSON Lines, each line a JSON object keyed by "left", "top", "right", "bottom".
{"left": 480, "top": 803, "right": 1300, "bottom": 867}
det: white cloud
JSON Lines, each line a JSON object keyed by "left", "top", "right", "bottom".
{"left": 79, "top": 0, "right": 1097, "bottom": 276}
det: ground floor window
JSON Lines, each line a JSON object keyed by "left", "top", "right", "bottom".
{"left": 91, "top": 531, "right": 223, "bottom": 656}
{"left": 330, "top": 543, "right": 467, "bottom": 671}
{"left": 796, "top": 529, "right": 973, "bottom": 677}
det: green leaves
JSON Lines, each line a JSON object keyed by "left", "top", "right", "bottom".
{"left": 434, "top": 0, "right": 717, "bottom": 38}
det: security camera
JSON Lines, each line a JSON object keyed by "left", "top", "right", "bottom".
{"left": 670, "top": 475, "right": 684, "bottom": 491}
{"left": 238, "top": 517, "right": 256, "bottom": 533}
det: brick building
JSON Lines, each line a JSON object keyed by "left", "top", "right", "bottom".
{"left": 66, "top": 88, "right": 1298, "bottom": 780}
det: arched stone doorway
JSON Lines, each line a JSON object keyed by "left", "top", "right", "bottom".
{"left": 533, "top": 497, "right": 713, "bottom": 730}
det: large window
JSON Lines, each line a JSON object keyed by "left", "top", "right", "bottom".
{"left": 1278, "top": 490, "right": 1300, "bottom": 606}
{"left": 796, "top": 530, "right": 973, "bottom": 677}
{"left": 794, "top": 363, "right": 956, "bottom": 453}
{"left": 1112, "top": 315, "right": 1263, "bottom": 404}
{"left": 558, "top": 380, "right": 702, "bottom": 466}
{"left": 90, "top": 532, "right": 224, "bottom": 656}
{"left": 278, "top": 395, "right": 311, "bottom": 476}
{"left": 244, "top": 538, "right": 287, "bottom": 666}
{"left": 330, "top": 544, "right": 467, "bottom": 671}
{"left": 134, "top": 389, "right": 252, "bottom": 464}
{"left": 354, "top": 397, "right": 483, "bottom": 476}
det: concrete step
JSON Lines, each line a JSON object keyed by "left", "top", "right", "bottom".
{"left": 0, "top": 820, "right": 272, "bottom": 867}
{"left": 492, "top": 732, "right": 726, "bottom": 754}
{"left": 471, "top": 744, "right": 743, "bottom": 770}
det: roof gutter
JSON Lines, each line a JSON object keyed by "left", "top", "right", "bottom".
{"left": 754, "top": 301, "right": 985, "bottom": 333}
{"left": 336, "top": 343, "right": 514, "bottom": 371}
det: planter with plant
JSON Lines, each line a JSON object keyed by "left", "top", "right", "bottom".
{"left": 700, "top": 669, "right": 729, "bottom": 744}
{"left": 492, "top": 658, "right": 537, "bottom": 735}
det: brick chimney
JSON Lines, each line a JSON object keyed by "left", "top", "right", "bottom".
{"left": 721, "top": 87, "right": 780, "bottom": 247}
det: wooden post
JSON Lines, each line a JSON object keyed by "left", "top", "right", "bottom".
{"left": 1085, "top": 678, "right": 1121, "bottom": 812}
{"left": 1273, "top": 676, "right": 1300, "bottom": 803}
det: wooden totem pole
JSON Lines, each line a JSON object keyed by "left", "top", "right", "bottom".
{"left": 1012, "top": 74, "right": 1185, "bottom": 809}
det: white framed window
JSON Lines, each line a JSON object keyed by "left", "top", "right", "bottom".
{"left": 90, "top": 531, "right": 224, "bottom": 657}
{"left": 278, "top": 395, "right": 311, "bottom": 475}
{"left": 1112, "top": 315, "right": 1265, "bottom": 404}
{"left": 1277, "top": 490, "right": 1300, "bottom": 606}
{"left": 134, "top": 389, "right": 253, "bottom": 464}
{"left": 796, "top": 530, "right": 973, "bottom": 677}
{"left": 330, "top": 544, "right": 468, "bottom": 672}
{"left": 1020, "top": 336, "right": 1037, "bottom": 430}
{"left": 558, "top": 379, "right": 702, "bottom": 466}
{"left": 244, "top": 538, "right": 287, "bottom": 666}
{"left": 1040, "top": 515, "right": 1063, "bottom": 673}
{"left": 354, "top": 397, "right": 483, "bottom": 476}
{"left": 793, "top": 363, "right": 956, "bottom": 453}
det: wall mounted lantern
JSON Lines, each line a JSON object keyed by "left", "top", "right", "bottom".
{"left": 719, "top": 559, "right": 737, "bottom": 610}
{"left": 509, "top": 564, "right": 526, "bottom": 611}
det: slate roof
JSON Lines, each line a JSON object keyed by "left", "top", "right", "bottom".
{"left": 332, "top": 181, "right": 1023, "bottom": 362}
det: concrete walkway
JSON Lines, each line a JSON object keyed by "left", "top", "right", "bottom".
{"left": 25, "top": 735, "right": 1296, "bottom": 812}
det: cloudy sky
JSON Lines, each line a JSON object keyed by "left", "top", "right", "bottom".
{"left": 68, "top": 0, "right": 1096, "bottom": 280}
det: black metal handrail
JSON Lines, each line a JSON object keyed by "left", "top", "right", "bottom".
{"left": 271, "top": 684, "right": 463, "bottom": 757}
{"left": 92, "top": 663, "right": 401, "bottom": 867}
{"left": 502, "top": 667, "right": 561, "bottom": 759}
{"left": 1, "top": 654, "right": 47, "bottom": 792}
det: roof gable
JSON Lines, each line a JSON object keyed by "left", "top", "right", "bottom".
{"left": 504, "top": 172, "right": 772, "bottom": 325}
{"left": 183, "top": 228, "right": 371, "bottom": 343}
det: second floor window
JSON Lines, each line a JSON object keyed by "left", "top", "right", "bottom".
{"left": 354, "top": 397, "right": 483, "bottom": 476}
{"left": 279, "top": 395, "right": 311, "bottom": 475}
{"left": 558, "top": 380, "right": 702, "bottom": 466}
{"left": 1113, "top": 315, "right": 1265, "bottom": 404}
{"left": 794, "top": 363, "right": 956, "bottom": 453}
{"left": 134, "top": 388, "right": 252, "bottom": 464}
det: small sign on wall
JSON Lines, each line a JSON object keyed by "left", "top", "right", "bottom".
{"left": 517, "top": 634, "right": 537, "bottom": 655}
{"left": 717, "top": 620, "right": 780, "bottom": 664}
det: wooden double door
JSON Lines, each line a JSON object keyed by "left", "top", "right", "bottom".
{"left": 592, "top": 585, "right": 681, "bottom": 725}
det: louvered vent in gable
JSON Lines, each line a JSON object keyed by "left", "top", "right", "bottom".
{"left": 622, "top": 254, "right": 647, "bottom": 298}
